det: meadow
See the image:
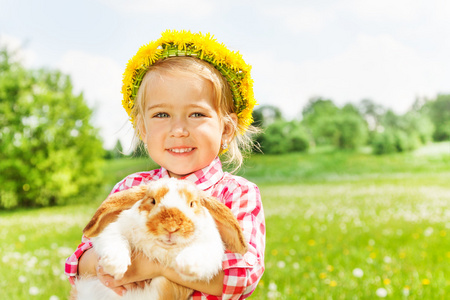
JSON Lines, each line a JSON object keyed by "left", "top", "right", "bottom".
{"left": 1, "top": 142, "right": 449, "bottom": 299}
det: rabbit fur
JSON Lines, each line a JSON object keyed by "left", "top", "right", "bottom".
{"left": 71, "top": 178, "right": 247, "bottom": 300}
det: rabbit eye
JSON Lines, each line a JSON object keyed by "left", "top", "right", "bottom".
{"left": 189, "top": 201, "right": 194, "bottom": 208}
{"left": 151, "top": 198, "right": 156, "bottom": 205}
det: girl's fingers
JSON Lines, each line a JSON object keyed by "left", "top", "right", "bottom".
{"left": 123, "top": 282, "right": 138, "bottom": 291}
{"left": 111, "top": 286, "right": 127, "bottom": 296}
{"left": 96, "top": 265, "right": 119, "bottom": 288}
{"left": 96, "top": 264, "right": 149, "bottom": 294}
{"left": 137, "top": 280, "right": 148, "bottom": 289}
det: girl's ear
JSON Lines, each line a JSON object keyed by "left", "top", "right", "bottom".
{"left": 221, "top": 113, "right": 238, "bottom": 142}
{"left": 83, "top": 185, "right": 149, "bottom": 238}
{"left": 200, "top": 196, "right": 248, "bottom": 255}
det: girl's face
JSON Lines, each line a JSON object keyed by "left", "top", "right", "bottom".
{"left": 139, "top": 72, "right": 236, "bottom": 178}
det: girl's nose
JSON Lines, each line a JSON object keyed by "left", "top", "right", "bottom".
{"left": 170, "top": 119, "right": 189, "bottom": 137}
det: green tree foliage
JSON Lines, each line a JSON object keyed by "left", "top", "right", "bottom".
{"left": 252, "top": 105, "right": 283, "bottom": 127}
{"left": 402, "top": 111, "right": 434, "bottom": 144}
{"left": 104, "top": 139, "right": 125, "bottom": 159}
{"left": 257, "top": 120, "right": 309, "bottom": 154}
{"left": 357, "top": 99, "right": 386, "bottom": 144}
{"left": 371, "top": 109, "right": 432, "bottom": 155}
{"left": 372, "top": 130, "right": 397, "bottom": 154}
{"left": 302, "top": 98, "right": 368, "bottom": 149}
{"left": 251, "top": 94, "right": 444, "bottom": 155}
{"left": 252, "top": 105, "right": 284, "bottom": 153}
{"left": 421, "top": 94, "right": 450, "bottom": 141}
{"left": 0, "top": 49, "right": 104, "bottom": 209}
{"left": 301, "top": 98, "right": 339, "bottom": 146}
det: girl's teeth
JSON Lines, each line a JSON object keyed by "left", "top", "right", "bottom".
{"left": 170, "top": 148, "right": 193, "bottom": 153}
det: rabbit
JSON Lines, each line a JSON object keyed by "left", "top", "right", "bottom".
{"left": 71, "top": 178, "right": 248, "bottom": 300}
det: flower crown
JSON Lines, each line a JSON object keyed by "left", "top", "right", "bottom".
{"left": 122, "top": 29, "right": 256, "bottom": 134}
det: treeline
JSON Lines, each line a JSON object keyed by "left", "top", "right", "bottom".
{"left": 253, "top": 96, "right": 449, "bottom": 155}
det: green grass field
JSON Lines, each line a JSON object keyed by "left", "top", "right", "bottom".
{"left": 1, "top": 143, "right": 449, "bottom": 299}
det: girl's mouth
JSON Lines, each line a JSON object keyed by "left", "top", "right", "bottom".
{"left": 168, "top": 148, "right": 194, "bottom": 153}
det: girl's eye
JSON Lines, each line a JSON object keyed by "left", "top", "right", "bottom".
{"left": 154, "top": 112, "right": 169, "bottom": 118}
{"left": 191, "top": 112, "right": 205, "bottom": 118}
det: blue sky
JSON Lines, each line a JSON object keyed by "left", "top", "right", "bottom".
{"left": 1, "top": 0, "right": 449, "bottom": 150}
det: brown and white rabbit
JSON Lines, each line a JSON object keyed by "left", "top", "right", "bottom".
{"left": 71, "top": 178, "right": 247, "bottom": 300}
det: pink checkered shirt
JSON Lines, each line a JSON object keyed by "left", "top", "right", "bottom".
{"left": 65, "top": 157, "right": 265, "bottom": 299}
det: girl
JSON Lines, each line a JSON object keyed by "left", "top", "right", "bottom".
{"left": 65, "top": 30, "right": 265, "bottom": 299}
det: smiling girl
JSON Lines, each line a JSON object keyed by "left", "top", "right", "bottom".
{"left": 65, "top": 30, "right": 265, "bottom": 299}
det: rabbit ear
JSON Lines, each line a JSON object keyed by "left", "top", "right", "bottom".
{"left": 201, "top": 196, "right": 248, "bottom": 255}
{"left": 83, "top": 185, "right": 149, "bottom": 238}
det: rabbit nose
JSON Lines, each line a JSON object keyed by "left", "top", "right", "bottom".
{"left": 165, "top": 226, "right": 179, "bottom": 234}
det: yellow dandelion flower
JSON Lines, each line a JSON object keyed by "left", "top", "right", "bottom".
{"left": 307, "top": 239, "right": 316, "bottom": 246}
{"left": 383, "top": 278, "right": 391, "bottom": 285}
{"left": 329, "top": 280, "right": 337, "bottom": 287}
{"left": 421, "top": 278, "right": 430, "bottom": 285}
{"left": 319, "top": 273, "right": 327, "bottom": 279}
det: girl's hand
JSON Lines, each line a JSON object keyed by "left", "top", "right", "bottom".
{"left": 97, "top": 251, "right": 162, "bottom": 296}
{"left": 96, "top": 265, "right": 147, "bottom": 296}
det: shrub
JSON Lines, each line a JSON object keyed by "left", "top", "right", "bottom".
{"left": 258, "top": 121, "right": 310, "bottom": 154}
{"left": 372, "top": 130, "right": 397, "bottom": 155}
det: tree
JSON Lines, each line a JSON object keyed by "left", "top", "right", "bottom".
{"left": 0, "top": 48, "right": 104, "bottom": 208}
{"left": 421, "top": 94, "right": 450, "bottom": 141}
{"left": 330, "top": 112, "right": 369, "bottom": 149}
{"left": 301, "top": 98, "right": 339, "bottom": 146}
{"left": 258, "top": 120, "right": 309, "bottom": 154}
{"left": 302, "top": 98, "right": 368, "bottom": 149}
{"left": 402, "top": 111, "right": 434, "bottom": 144}
{"left": 371, "top": 109, "right": 428, "bottom": 154}
{"left": 105, "top": 139, "right": 125, "bottom": 159}
{"left": 252, "top": 105, "right": 283, "bottom": 127}
{"left": 358, "top": 99, "right": 386, "bottom": 132}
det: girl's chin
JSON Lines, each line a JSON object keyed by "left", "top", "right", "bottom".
{"left": 166, "top": 166, "right": 196, "bottom": 178}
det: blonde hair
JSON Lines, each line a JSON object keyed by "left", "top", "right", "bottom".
{"left": 132, "top": 57, "right": 259, "bottom": 172}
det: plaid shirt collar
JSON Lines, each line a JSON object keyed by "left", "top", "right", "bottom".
{"left": 160, "top": 157, "right": 224, "bottom": 191}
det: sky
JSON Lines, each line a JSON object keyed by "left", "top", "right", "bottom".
{"left": 1, "top": 0, "right": 449, "bottom": 151}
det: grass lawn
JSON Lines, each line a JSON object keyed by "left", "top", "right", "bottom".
{"left": 1, "top": 142, "right": 449, "bottom": 299}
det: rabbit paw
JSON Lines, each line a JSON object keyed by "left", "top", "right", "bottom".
{"left": 98, "top": 251, "right": 131, "bottom": 280}
{"left": 176, "top": 248, "right": 221, "bottom": 280}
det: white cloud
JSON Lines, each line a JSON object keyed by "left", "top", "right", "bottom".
{"left": 344, "top": 0, "right": 425, "bottom": 22}
{"left": 248, "top": 51, "right": 307, "bottom": 119}
{"left": 249, "top": 34, "right": 446, "bottom": 119}
{"left": 0, "top": 34, "right": 37, "bottom": 67}
{"left": 434, "top": 0, "right": 450, "bottom": 21}
{"left": 57, "top": 51, "right": 134, "bottom": 151}
{"left": 99, "top": 0, "right": 216, "bottom": 18}
{"left": 259, "top": 4, "right": 335, "bottom": 33}
{"left": 306, "top": 34, "right": 444, "bottom": 111}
